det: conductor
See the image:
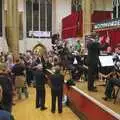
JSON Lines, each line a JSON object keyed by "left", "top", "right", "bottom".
{"left": 87, "top": 34, "right": 110, "bottom": 92}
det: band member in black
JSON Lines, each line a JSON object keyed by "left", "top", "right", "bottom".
{"left": 34, "top": 64, "right": 47, "bottom": 110}
{"left": 50, "top": 66, "right": 64, "bottom": 113}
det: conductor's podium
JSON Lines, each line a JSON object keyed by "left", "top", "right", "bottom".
{"left": 46, "top": 69, "right": 120, "bottom": 120}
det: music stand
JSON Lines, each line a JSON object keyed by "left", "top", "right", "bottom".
{"left": 98, "top": 56, "right": 114, "bottom": 86}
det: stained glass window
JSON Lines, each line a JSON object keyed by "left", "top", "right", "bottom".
{"left": 71, "top": 0, "right": 82, "bottom": 12}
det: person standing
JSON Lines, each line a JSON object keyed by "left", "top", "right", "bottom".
{"left": 0, "top": 84, "right": 14, "bottom": 120}
{"left": 0, "top": 64, "right": 13, "bottom": 113}
{"left": 34, "top": 64, "right": 47, "bottom": 110}
{"left": 87, "top": 35, "right": 110, "bottom": 92}
{"left": 75, "top": 40, "right": 81, "bottom": 53}
{"left": 50, "top": 66, "right": 64, "bottom": 113}
{"left": 12, "top": 59, "right": 28, "bottom": 99}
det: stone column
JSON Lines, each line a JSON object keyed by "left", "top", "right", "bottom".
{"left": 82, "top": 0, "right": 92, "bottom": 36}
{"left": 52, "top": 0, "right": 56, "bottom": 34}
{"left": 6, "top": 0, "right": 19, "bottom": 61}
{"left": 82, "top": 0, "right": 92, "bottom": 50}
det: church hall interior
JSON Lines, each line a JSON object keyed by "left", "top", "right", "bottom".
{"left": 0, "top": 0, "right": 120, "bottom": 120}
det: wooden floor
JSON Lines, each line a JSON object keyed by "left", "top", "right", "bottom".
{"left": 12, "top": 85, "right": 79, "bottom": 120}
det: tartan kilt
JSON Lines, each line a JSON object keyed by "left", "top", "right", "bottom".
{"left": 15, "top": 76, "right": 25, "bottom": 88}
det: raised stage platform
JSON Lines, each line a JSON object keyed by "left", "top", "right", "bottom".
{"left": 64, "top": 80, "right": 120, "bottom": 120}
{"left": 46, "top": 69, "right": 120, "bottom": 120}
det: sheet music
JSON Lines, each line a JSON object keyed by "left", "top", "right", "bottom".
{"left": 99, "top": 56, "right": 114, "bottom": 67}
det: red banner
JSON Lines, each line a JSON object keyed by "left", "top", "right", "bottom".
{"left": 62, "top": 11, "right": 83, "bottom": 39}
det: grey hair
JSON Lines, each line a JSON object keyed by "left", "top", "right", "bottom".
{"left": 55, "top": 65, "right": 60, "bottom": 73}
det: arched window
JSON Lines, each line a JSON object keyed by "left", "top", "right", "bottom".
{"left": 118, "top": 0, "right": 120, "bottom": 17}
{"left": 0, "top": 0, "right": 2, "bottom": 36}
{"left": 71, "top": 0, "right": 82, "bottom": 13}
{"left": 113, "top": 0, "right": 117, "bottom": 18}
{"left": 26, "top": 0, "right": 52, "bottom": 38}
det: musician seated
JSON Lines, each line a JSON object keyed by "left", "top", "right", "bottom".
{"left": 103, "top": 72, "right": 120, "bottom": 101}
{"left": 71, "top": 66, "right": 80, "bottom": 81}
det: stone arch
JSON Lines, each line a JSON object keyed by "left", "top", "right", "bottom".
{"left": 33, "top": 43, "right": 47, "bottom": 56}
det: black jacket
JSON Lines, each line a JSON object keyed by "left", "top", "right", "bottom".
{"left": 0, "top": 74, "right": 12, "bottom": 107}
{"left": 34, "top": 70, "right": 46, "bottom": 89}
{"left": 87, "top": 41, "right": 108, "bottom": 66}
{"left": 51, "top": 73, "right": 64, "bottom": 91}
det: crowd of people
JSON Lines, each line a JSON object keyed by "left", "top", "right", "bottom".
{"left": 0, "top": 49, "right": 66, "bottom": 119}
{"left": 0, "top": 33, "right": 120, "bottom": 119}
{"left": 51, "top": 33, "right": 120, "bottom": 102}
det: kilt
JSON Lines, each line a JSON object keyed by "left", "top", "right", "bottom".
{"left": 15, "top": 76, "right": 25, "bottom": 88}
